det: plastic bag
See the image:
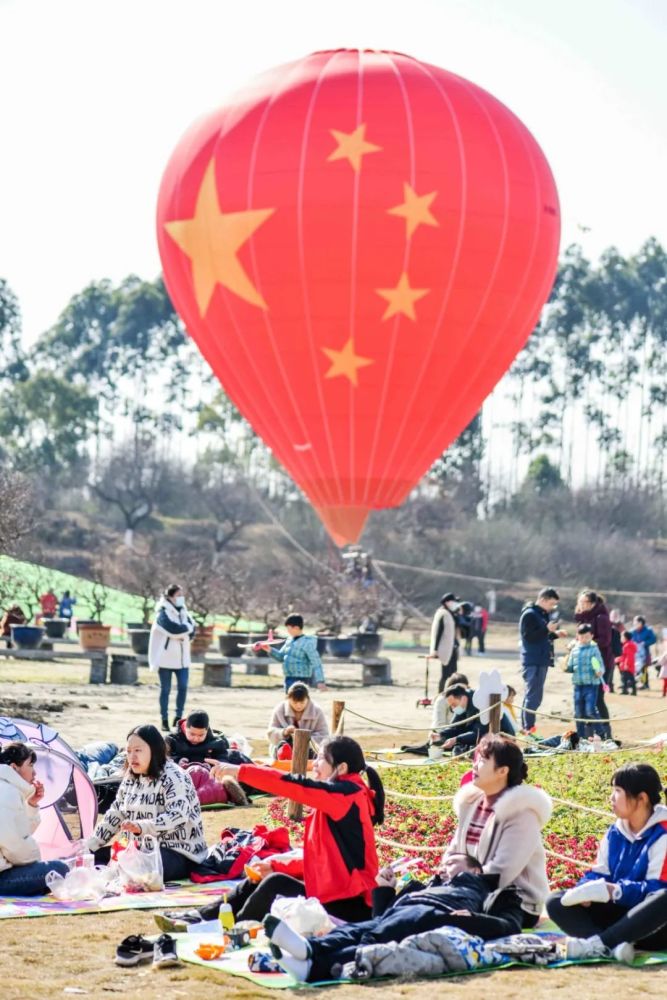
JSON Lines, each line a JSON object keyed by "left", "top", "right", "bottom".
{"left": 228, "top": 733, "right": 253, "bottom": 758}
{"left": 46, "top": 865, "right": 109, "bottom": 901}
{"left": 117, "top": 837, "right": 164, "bottom": 892}
{"left": 270, "top": 895, "right": 335, "bottom": 936}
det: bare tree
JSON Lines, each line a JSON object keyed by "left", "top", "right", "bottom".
{"left": 180, "top": 557, "right": 223, "bottom": 627}
{"left": 90, "top": 439, "right": 165, "bottom": 548}
{"left": 111, "top": 545, "right": 173, "bottom": 624}
{"left": 192, "top": 469, "right": 258, "bottom": 564}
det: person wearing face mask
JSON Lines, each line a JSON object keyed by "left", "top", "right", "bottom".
{"left": 429, "top": 593, "right": 462, "bottom": 694}
{"left": 433, "top": 684, "right": 515, "bottom": 752}
{"left": 149, "top": 584, "right": 195, "bottom": 731}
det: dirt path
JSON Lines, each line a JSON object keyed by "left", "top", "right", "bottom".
{"left": 1, "top": 623, "right": 665, "bottom": 751}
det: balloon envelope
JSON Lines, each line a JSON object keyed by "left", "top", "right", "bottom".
{"left": 157, "top": 49, "right": 560, "bottom": 544}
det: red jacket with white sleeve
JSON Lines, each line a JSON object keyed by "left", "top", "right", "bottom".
{"left": 236, "top": 764, "right": 379, "bottom": 904}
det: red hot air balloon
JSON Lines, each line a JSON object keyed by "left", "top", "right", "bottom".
{"left": 157, "top": 50, "right": 559, "bottom": 545}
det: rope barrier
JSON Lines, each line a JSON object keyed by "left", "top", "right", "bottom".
{"left": 545, "top": 849, "right": 591, "bottom": 870}
{"left": 375, "top": 557, "right": 667, "bottom": 600}
{"left": 378, "top": 839, "right": 594, "bottom": 870}
{"left": 342, "top": 696, "right": 667, "bottom": 731}
{"left": 385, "top": 788, "right": 454, "bottom": 802}
{"left": 549, "top": 797, "right": 614, "bottom": 820}
{"left": 530, "top": 702, "right": 667, "bottom": 726}
{"left": 344, "top": 702, "right": 501, "bottom": 732}
{"left": 377, "top": 835, "right": 443, "bottom": 854}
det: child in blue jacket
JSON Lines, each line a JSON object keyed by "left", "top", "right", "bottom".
{"left": 547, "top": 763, "right": 667, "bottom": 962}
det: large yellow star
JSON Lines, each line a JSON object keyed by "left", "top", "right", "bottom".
{"left": 327, "top": 124, "right": 382, "bottom": 173}
{"left": 387, "top": 183, "right": 439, "bottom": 238}
{"left": 376, "top": 272, "right": 430, "bottom": 321}
{"left": 164, "top": 160, "right": 275, "bottom": 315}
{"left": 322, "top": 338, "right": 374, "bottom": 387}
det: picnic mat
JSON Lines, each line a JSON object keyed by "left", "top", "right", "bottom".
{"left": 177, "top": 927, "right": 667, "bottom": 989}
{"left": 0, "top": 879, "right": 238, "bottom": 920}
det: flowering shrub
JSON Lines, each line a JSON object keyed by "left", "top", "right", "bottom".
{"left": 264, "top": 746, "right": 667, "bottom": 890}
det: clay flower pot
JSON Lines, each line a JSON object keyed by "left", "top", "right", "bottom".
{"left": 78, "top": 624, "right": 112, "bottom": 651}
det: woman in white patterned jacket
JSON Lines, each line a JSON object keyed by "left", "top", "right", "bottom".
{"left": 85, "top": 725, "right": 207, "bottom": 881}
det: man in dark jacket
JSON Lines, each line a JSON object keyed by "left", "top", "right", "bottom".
{"left": 165, "top": 710, "right": 234, "bottom": 764}
{"left": 264, "top": 852, "right": 524, "bottom": 982}
{"left": 519, "top": 587, "right": 567, "bottom": 732}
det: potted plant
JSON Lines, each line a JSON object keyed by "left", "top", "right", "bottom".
{"left": 312, "top": 576, "right": 356, "bottom": 658}
{"left": 78, "top": 579, "right": 112, "bottom": 651}
{"left": 9, "top": 623, "right": 45, "bottom": 650}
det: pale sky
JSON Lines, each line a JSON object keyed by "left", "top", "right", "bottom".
{"left": 1, "top": 0, "right": 666, "bottom": 346}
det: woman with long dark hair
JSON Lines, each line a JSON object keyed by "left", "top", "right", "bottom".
{"left": 575, "top": 590, "right": 613, "bottom": 733}
{"left": 156, "top": 735, "right": 384, "bottom": 931}
{"left": 547, "top": 763, "right": 667, "bottom": 962}
{"left": 263, "top": 735, "right": 552, "bottom": 982}
{"left": 0, "top": 742, "right": 69, "bottom": 895}
{"left": 85, "top": 724, "right": 207, "bottom": 881}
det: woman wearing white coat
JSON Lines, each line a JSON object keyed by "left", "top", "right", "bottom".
{"left": 0, "top": 742, "right": 69, "bottom": 895}
{"left": 149, "top": 584, "right": 195, "bottom": 731}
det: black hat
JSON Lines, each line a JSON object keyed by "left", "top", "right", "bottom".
{"left": 441, "top": 592, "right": 460, "bottom": 606}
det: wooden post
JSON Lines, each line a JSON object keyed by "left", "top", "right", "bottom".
{"left": 488, "top": 692, "right": 503, "bottom": 735}
{"left": 287, "top": 729, "right": 312, "bottom": 821}
{"left": 332, "top": 700, "right": 345, "bottom": 735}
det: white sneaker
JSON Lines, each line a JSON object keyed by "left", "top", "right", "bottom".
{"left": 566, "top": 935, "right": 609, "bottom": 960}
{"left": 612, "top": 942, "right": 635, "bottom": 964}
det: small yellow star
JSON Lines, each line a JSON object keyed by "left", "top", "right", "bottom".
{"left": 376, "top": 272, "right": 429, "bottom": 321}
{"left": 387, "top": 183, "right": 439, "bottom": 238}
{"left": 322, "top": 338, "right": 374, "bottom": 387}
{"left": 327, "top": 124, "right": 382, "bottom": 173}
{"left": 164, "top": 159, "right": 275, "bottom": 315}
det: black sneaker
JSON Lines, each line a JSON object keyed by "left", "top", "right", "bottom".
{"left": 161, "top": 718, "right": 169, "bottom": 732}
{"left": 115, "top": 934, "right": 154, "bottom": 966}
{"left": 154, "top": 909, "right": 204, "bottom": 933}
{"left": 172, "top": 716, "right": 179, "bottom": 727}
{"left": 153, "top": 933, "right": 181, "bottom": 969}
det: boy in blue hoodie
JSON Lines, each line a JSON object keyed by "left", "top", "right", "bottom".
{"left": 565, "top": 624, "right": 605, "bottom": 739}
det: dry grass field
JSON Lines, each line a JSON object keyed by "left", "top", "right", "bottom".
{"left": 1, "top": 624, "right": 665, "bottom": 998}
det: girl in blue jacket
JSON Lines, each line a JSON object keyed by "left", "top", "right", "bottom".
{"left": 547, "top": 763, "right": 667, "bottom": 962}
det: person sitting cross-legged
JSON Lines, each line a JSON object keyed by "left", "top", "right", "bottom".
{"left": 267, "top": 683, "right": 329, "bottom": 760}
{"left": 547, "top": 762, "right": 667, "bottom": 963}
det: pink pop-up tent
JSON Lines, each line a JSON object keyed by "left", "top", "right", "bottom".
{"left": 0, "top": 718, "right": 98, "bottom": 860}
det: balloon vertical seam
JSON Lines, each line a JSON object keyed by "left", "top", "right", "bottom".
{"left": 296, "top": 49, "right": 348, "bottom": 507}
{"left": 361, "top": 51, "right": 418, "bottom": 506}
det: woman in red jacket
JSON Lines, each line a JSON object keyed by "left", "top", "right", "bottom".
{"left": 156, "top": 735, "right": 384, "bottom": 931}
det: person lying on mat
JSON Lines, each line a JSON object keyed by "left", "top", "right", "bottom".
{"left": 79, "top": 724, "right": 208, "bottom": 881}
{"left": 263, "top": 852, "right": 524, "bottom": 982}
{"left": 154, "top": 735, "right": 384, "bottom": 931}
{"left": 547, "top": 762, "right": 667, "bottom": 963}
{"left": 267, "top": 682, "right": 329, "bottom": 760}
{"left": 0, "top": 742, "right": 69, "bottom": 896}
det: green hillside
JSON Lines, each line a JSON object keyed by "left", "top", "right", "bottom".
{"left": 0, "top": 554, "right": 144, "bottom": 632}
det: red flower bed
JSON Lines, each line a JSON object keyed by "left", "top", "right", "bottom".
{"left": 265, "top": 797, "right": 599, "bottom": 888}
